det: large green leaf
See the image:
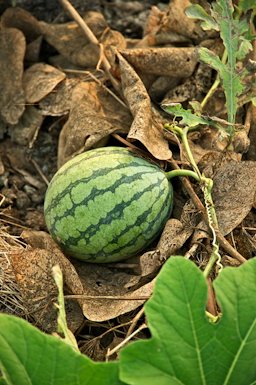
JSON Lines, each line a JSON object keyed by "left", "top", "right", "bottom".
{"left": 0, "top": 314, "right": 125, "bottom": 385}
{"left": 120, "top": 257, "right": 256, "bottom": 385}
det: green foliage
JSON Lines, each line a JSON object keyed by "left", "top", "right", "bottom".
{"left": 162, "top": 103, "right": 212, "bottom": 128}
{"left": 186, "top": 0, "right": 253, "bottom": 134}
{"left": 238, "top": 0, "right": 256, "bottom": 12}
{"left": 1, "top": 257, "right": 256, "bottom": 385}
{"left": 120, "top": 257, "right": 256, "bottom": 385}
{"left": 0, "top": 314, "right": 124, "bottom": 385}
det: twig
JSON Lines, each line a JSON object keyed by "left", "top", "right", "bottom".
{"left": 106, "top": 323, "right": 147, "bottom": 359}
{"left": 59, "top": 0, "right": 121, "bottom": 93}
{"left": 31, "top": 159, "right": 49, "bottom": 186}
{"left": 126, "top": 306, "right": 145, "bottom": 338}
{"left": 64, "top": 294, "right": 150, "bottom": 301}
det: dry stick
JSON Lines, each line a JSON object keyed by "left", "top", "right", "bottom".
{"left": 169, "top": 159, "right": 246, "bottom": 264}
{"left": 106, "top": 323, "right": 147, "bottom": 359}
{"left": 64, "top": 294, "right": 150, "bottom": 301}
{"left": 126, "top": 306, "right": 145, "bottom": 338}
{"left": 59, "top": 0, "right": 121, "bottom": 94}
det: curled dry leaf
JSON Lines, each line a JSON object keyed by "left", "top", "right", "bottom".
{"left": 212, "top": 161, "right": 256, "bottom": 235}
{"left": 1, "top": 7, "right": 42, "bottom": 42}
{"left": 156, "top": 0, "right": 207, "bottom": 44}
{"left": 9, "top": 230, "right": 85, "bottom": 332}
{"left": 57, "top": 81, "right": 132, "bottom": 167}
{"left": 23, "top": 63, "right": 66, "bottom": 104}
{"left": 39, "top": 77, "right": 81, "bottom": 116}
{"left": 117, "top": 52, "right": 172, "bottom": 160}
{"left": 120, "top": 47, "right": 198, "bottom": 78}
{"left": 0, "top": 28, "right": 25, "bottom": 124}
{"left": 21, "top": 230, "right": 84, "bottom": 299}
{"left": 39, "top": 11, "right": 126, "bottom": 68}
{"left": 72, "top": 261, "right": 154, "bottom": 322}
{"left": 9, "top": 106, "right": 44, "bottom": 146}
{"left": 157, "top": 218, "right": 194, "bottom": 259}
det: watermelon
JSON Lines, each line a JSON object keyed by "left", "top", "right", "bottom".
{"left": 44, "top": 147, "right": 173, "bottom": 263}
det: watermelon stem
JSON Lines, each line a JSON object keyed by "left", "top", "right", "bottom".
{"left": 165, "top": 169, "right": 200, "bottom": 182}
{"left": 164, "top": 122, "right": 223, "bottom": 277}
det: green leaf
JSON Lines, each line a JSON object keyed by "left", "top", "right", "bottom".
{"left": 199, "top": 47, "right": 244, "bottom": 130}
{"left": 120, "top": 256, "right": 256, "bottom": 385}
{"left": 212, "top": 258, "right": 256, "bottom": 384}
{"left": 0, "top": 314, "right": 124, "bottom": 385}
{"left": 212, "top": 0, "right": 247, "bottom": 125}
{"left": 238, "top": 0, "right": 256, "bottom": 11}
{"left": 185, "top": 4, "right": 219, "bottom": 30}
{"left": 162, "top": 103, "right": 211, "bottom": 127}
{"left": 237, "top": 38, "right": 253, "bottom": 60}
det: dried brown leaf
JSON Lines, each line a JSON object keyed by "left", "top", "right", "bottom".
{"left": 39, "top": 77, "right": 80, "bottom": 116}
{"left": 9, "top": 106, "right": 44, "bottom": 146}
{"left": 23, "top": 63, "right": 66, "bottom": 103}
{"left": 57, "top": 81, "right": 131, "bottom": 167}
{"left": 212, "top": 161, "right": 256, "bottom": 235}
{"left": 72, "top": 261, "right": 154, "bottom": 322}
{"left": 39, "top": 11, "right": 126, "bottom": 68}
{"left": 21, "top": 230, "right": 85, "bottom": 300}
{"left": 0, "top": 28, "right": 25, "bottom": 124}
{"left": 8, "top": 230, "right": 85, "bottom": 332}
{"left": 118, "top": 53, "right": 172, "bottom": 160}
{"left": 9, "top": 247, "right": 83, "bottom": 333}
{"left": 157, "top": 218, "right": 193, "bottom": 258}
{"left": 158, "top": 0, "right": 207, "bottom": 43}
{"left": 1, "top": 7, "right": 42, "bottom": 42}
{"left": 120, "top": 47, "right": 198, "bottom": 77}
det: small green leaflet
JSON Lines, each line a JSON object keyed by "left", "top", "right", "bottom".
{"left": 162, "top": 103, "right": 212, "bottom": 127}
{"left": 238, "top": 0, "right": 256, "bottom": 11}
{"left": 185, "top": 4, "right": 219, "bottom": 31}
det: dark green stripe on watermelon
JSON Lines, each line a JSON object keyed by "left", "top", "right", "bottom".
{"left": 44, "top": 147, "right": 173, "bottom": 263}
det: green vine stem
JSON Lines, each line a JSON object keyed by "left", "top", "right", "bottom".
{"left": 165, "top": 123, "right": 223, "bottom": 276}
{"left": 200, "top": 49, "right": 228, "bottom": 110}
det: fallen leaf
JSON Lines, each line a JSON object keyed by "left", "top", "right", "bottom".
{"left": 57, "top": 81, "right": 131, "bottom": 167}
{"left": 0, "top": 28, "right": 25, "bottom": 124}
{"left": 23, "top": 63, "right": 66, "bottom": 103}
{"left": 9, "top": 248, "right": 83, "bottom": 333}
{"left": 118, "top": 52, "right": 172, "bottom": 160}
{"left": 72, "top": 260, "right": 154, "bottom": 322}
{"left": 39, "top": 11, "right": 126, "bottom": 68}
{"left": 39, "top": 77, "right": 80, "bottom": 116}
{"left": 157, "top": 0, "right": 207, "bottom": 43}
{"left": 212, "top": 161, "right": 256, "bottom": 235}
{"left": 9, "top": 230, "right": 85, "bottom": 332}
{"left": 1, "top": 7, "right": 42, "bottom": 42}
{"left": 157, "top": 218, "right": 194, "bottom": 259}
{"left": 120, "top": 47, "right": 198, "bottom": 77}
{"left": 9, "top": 106, "right": 44, "bottom": 146}
{"left": 21, "top": 230, "right": 85, "bottom": 301}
